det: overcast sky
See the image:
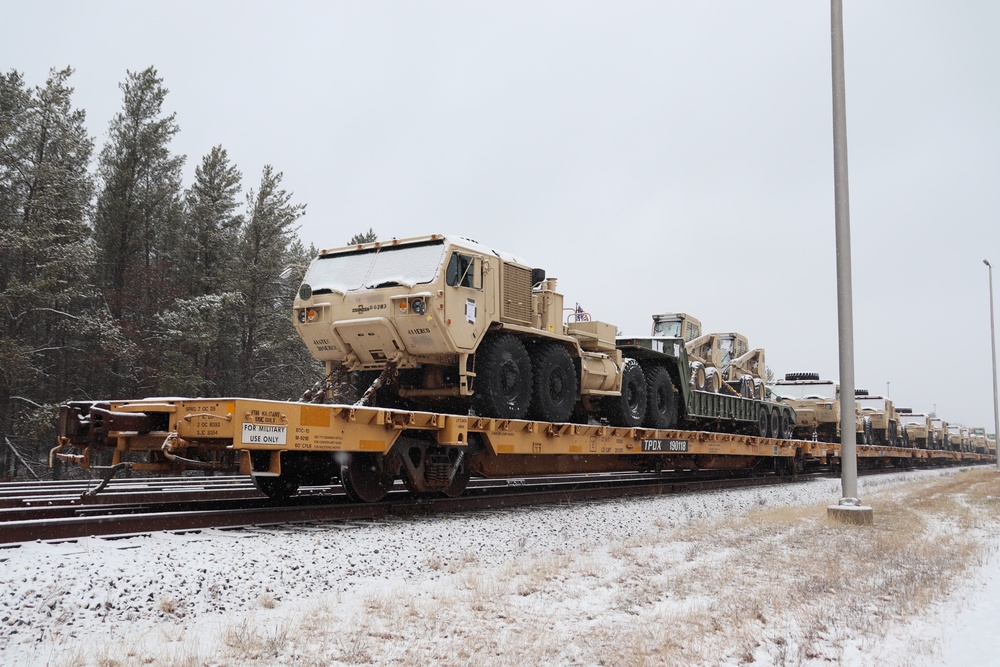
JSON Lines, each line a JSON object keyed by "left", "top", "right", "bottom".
{"left": 5, "top": 1, "right": 999, "bottom": 428}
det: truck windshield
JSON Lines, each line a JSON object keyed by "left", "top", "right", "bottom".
{"left": 899, "top": 415, "right": 927, "bottom": 427}
{"left": 304, "top": 240, "right": 446, "bottom": 294}
{"left": 652, "top": 320, "right": 682, "bottom": 337}
{"left": 856, "top": 397, "right": 886, "bottom": 410}
{"left": 771, "top": 382, "right": 837, "bottom": 400}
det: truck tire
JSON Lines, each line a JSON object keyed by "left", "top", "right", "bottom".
{"left": 643, "top": 365, "right": 677, "bottom": 429}
{"left": 784, "top": 372, "right": 820, "bottom": 381}
{"left": 528, "top": 343, "right": 577, "bottom": 423}
{"left": 689, "top": 361, "right": 706, "bottom": 390}
{"left": 604, "top": 359, "right": 647, "bottom": 427}
{"left": 769, "top": 407, "right": 781, "bottom": 439}
{"left": 863, "top": 416, "right": 874, "bottom": 445}
{"left": 704, "top": 367, "right": 721, "bottom": 393}
{"left": 473, "top": 334, "right": 532, "bottom": 419}
{"left": 780, "top": 411, "right": 793, "bottom": 440}
{"left": 756, "top": 406, "right": 769, "bottom": 437}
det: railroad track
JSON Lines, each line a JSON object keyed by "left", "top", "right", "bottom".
{"left": 0, "top": 470, "right": 807, "bottom": 545}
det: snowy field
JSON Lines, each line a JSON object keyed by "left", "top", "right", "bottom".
{"left": 1, "top": 467, "right": 997, "bottom": 666}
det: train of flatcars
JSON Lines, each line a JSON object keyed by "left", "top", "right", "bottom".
{"left": 51, "top": 235, "right": 996, "bottom": 501}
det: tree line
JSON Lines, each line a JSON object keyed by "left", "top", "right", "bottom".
{"left": 0, "top": 66, "right": 367, "bottom": 480}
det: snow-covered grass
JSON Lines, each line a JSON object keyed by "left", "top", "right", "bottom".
{"left": 1, "top": 467, "right": 997, "bottom": 666}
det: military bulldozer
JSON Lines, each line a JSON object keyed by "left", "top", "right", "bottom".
{"left": 650, "top": 313, "right": 766, "bottom": 398}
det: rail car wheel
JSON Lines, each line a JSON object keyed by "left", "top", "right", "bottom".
{"left": 442, "top": 456, "right": 471, "bottom": 498}
{"left": 528, "top": 343, "right": 577, "bottom": 423}
{"left": 603, "top": 359, "right": 647, "bottom": 427}
{"left": 473, "top": 334, "right": 532, "bottom": 419}
{"left": 756, "top": 407, "right": 769, "bottom": 437}
{"left": 769, "top": 407, "right": 781, "bottom": 439}
{"left": 252, "top": 475, "right": 300, "bottom": 500}
{"left": 643, "top": 365, "right": 677, "bottom": 429}
{"left": 341, "top": 452, "right": 394, "bottom": 503}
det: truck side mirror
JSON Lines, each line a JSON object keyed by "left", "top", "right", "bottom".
{"left": 531, "top": 268, "right": 546, "bottom": 286}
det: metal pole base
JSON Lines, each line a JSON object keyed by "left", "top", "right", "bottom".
{"left": 827, "top": 499, "right": 874, "bottom": 526}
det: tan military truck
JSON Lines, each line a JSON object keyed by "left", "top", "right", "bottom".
{"left": 970, "top": 427, "right": 989, "bottom": 454}
{"left": 897, "top": 409, "right": 931, "bottom": 448}
{"left": 770, "top": 373, "right": 841, "bottom": 441}
{"left": 947, "top": 424, "right": 967, "bottom": 452}
{"left": 855, "top": 390, "right": 902, "bottom": 446}
{"left": 293, "top": 234, "right": 625, "bottom": 423}
{"left": 929, "top": 417, "right": 949, "bottom": 450}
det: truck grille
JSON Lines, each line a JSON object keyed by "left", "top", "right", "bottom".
{"left": 501, "top": 264, "right": 533, "bottom": 326}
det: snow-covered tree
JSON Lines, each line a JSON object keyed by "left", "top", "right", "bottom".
{"left": 0, "top": 67, "right": 95, "bottom": 476}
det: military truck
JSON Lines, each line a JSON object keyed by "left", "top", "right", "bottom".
{"left": 855, "top": 390, "right": 902, "bottom": 446}
{"left": 293, "top": 234, "right": 626, "bottom": 423}
{"left": 897, "top": 409, "right": 931, "bottom": 449}
{"left": 947, "top": 424, "right": 967, "bottom": 452}
{"left": 929, "top": 417, "right": 949, "bottom": 450}
{"left": 650, "top": 313, "right": 766, "bottom": 398}
{"left": 292, "top": 235, "right": 794, "bottom": 433}
{"left": 770, "top": 373, "right": 841, "bottom": 441}
{"left": 970, "top": 427, "right": 989, "bottom": 454}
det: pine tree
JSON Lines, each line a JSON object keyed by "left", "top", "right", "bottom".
{"left": 0, "top": 67, "right": 95, "bottom": 477}
{"left": 347, "top": 227, "right": 377, "bottom": 245}
{"left": 90, "top": 67, "right": 185, "bottom": 397}
{"left": 92, "top": 67, "right": 185, "bottom": 321}
{"left": 233, "top": 165, "right": 318, "bottom": 398}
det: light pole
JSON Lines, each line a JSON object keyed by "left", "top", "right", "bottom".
{"left": 826, "top": 0, "right": 872, "bottom": 524}
{"left": 984, "top": 259, "right": 1000, "bottom": 471}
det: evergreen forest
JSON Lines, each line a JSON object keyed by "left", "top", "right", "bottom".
{"left": 0, "top": 66, "right": 362, "bottom": 480}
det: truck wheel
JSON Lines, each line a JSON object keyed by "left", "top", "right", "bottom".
{"left": 756, "top": 406, "right": 769, "bottom": 437}
{"left": 689, "top": 361, "right": 706, "bottom": 390}
{"left": 769, "top": 407, "right": 781, "bottom": 438}
{"left": 784, "top": 372, "right": 820, "bottom": 381}
{"left": 473, "top": 334, "right": 532, "bottom": 419}
{"left": 644, "top": 365, "right": 677, "bottom": 429}
{"left": 528, "top": 344, "right": 578, "bottom": 423}
{"left": 704, "top": 367, "right": 720, "bottom": 393}
{"left": 780, "top": 411, "right": 793, "bottom": 440}
{"left": 604, "top": 359, "right": 647, "bottom": 427}
{"left": 863, "top": 416, "right": 874, "bottom": 446}
{"left": 252, "top": 475, "right": 299, "bottom": 500}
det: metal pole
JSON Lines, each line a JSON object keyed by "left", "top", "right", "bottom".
{"left": 831, "top": 0, "right": 859, "bottom": 503}
{"left": 985, "top": 259, "right": 1000, "bottom": 471}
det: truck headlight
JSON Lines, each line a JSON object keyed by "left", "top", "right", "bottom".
{"left": 411, "top": 298, "right": 426, "bottom": 315}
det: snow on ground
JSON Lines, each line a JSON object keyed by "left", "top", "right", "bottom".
{"left": 1, "top": 468, "right": 997, "bottom": 666}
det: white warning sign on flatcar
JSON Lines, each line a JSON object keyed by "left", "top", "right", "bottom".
{"left": 242, "top": 423, "right": 288, "bottom": 445}
{"left": 641, "top": 439, "right": 688, "bottom": 452}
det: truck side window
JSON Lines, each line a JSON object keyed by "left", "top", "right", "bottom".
{"left": 446, "top": 253, "right": 479, "bottom": 289}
